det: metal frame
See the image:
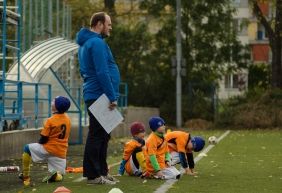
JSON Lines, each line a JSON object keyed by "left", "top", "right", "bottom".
{"left": 22, "top": 0, "right": 72, "bottom": 51}
{"left": 50, "top": 67, "right": 82, "bottom": 145}
{"left": 7, "top": 38, "right": 83, "bottom": 144}
{"left": 4, "top": 37, "right": 128, "bottom": 145}
{"left": 0, "top": 0, "right": 22, "bottom": 131}
{"left": 0, "top": 79, "right": 51, "bottom": 131}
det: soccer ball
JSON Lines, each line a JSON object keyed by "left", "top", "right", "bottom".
{"left": 208, "top": 136, "right": 217, "bottom": 145}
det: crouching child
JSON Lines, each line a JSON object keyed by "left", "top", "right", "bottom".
{"left": 166, "top": 130, "right": 205, "bottom": 175}
{"left": 118, "top": 122, "right": 147, "bottom": 176}
{"left": 19, "top": 96, "right": 71, "bottom": 186}
{"left": 144, "top": 117, "right": 180, "bottom": 180}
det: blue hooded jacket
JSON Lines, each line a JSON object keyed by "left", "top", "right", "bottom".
{"left": 76, "top": 28, "right": 120, "bottom": 102}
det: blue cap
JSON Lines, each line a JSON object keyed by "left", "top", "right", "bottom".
{"left": 55, "top": 96, "right": 71, "bottom": 113}
{"left": 191, "top": 136, "right": 205, "bottom": 152}
{"left": 149, "top": 117, "right": 165, "bottom": 131}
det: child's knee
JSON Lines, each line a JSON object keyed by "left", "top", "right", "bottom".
{"left": 23, "top": 144, "right": 31, "bottom": 155}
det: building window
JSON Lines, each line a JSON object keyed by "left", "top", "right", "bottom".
{"left": 233, "top": 19, "right": 247, "bottom": 36}
{"left": 225, "top": 74, "right": 239, "bottom": 89}
{"left": 232, "top": 0, "right": 241, "bottom": 7}
{"left": 257, "top": 23, "right": 268, "bottom": 40}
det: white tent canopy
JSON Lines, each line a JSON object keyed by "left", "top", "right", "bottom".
{"left": 7, "top": 37, "right": 78, "bottom": 82}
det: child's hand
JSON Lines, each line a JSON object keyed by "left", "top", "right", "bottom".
{"left": 165, "top": 160, "right": 171, "bottom": 167}
{"left": 185, "top": 168, "right": 197, "bottom": 176}
{"left": 141, "top": 171, "right": 150, "bottom": 179}
{"left": 155, "top": 170, "right": 164, "bottom": 179}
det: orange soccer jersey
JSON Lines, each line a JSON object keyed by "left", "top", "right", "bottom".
{"left": 145, "top": 132, "right": 169, "bottom": 173}
{"left": 165, "top": 131, "right": 190, "bottom": 153}
{"left": 122, "top": 139, "right": 145, "bottom": 174}
{"left": 41, "top": 113, "right": 71, "bottom": 159}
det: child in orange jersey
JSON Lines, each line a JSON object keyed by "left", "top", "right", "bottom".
{"left": 165, "top": 131, "right": 205, "bottom": 175}
{"left": 118, "top": 122, "right": 147, "bottom": 176}
{"left": 144, "top": 117, "right": 180, "bottom": 179}
{"left": 19, "top": 96, "right": 71, "bottom": 186}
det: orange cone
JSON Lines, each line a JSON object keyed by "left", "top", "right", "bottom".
{"left": 53, "top": 186, "right": 71, "bottom": 193}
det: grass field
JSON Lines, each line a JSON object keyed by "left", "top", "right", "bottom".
{"left": 0, "top": 129, "right": 281, "bottom": 193}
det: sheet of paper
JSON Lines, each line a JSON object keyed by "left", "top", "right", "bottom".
{"left": 88, "top": 94, "right": 124, "bottom": 134}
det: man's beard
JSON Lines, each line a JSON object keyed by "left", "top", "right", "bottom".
{"left": 101, "top": 27, "right": 109, "bottom": 38}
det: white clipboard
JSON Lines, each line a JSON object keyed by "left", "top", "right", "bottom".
{"left": 88, "top": 94, "right": 124, "bottom": 133}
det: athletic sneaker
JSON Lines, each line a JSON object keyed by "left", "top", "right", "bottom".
{"left": 87, "top": 176, "right": 116, "bottom": 185}
{"left": 18, "top": 173, "right": 31, "bottom": 186}
{"left": 134, "top": 171, "right": 143, "bottom": 177}
{"left": 104, "top": 174, "right": 119, "bottom": 182}
{"left": 42, "top": 171, "right": 58, "bottom": 183}
{"left": 176, "top": 174, "right": 181, "bottom": 179}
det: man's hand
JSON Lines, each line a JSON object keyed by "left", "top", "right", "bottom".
{"left": 109, "top": 101, "right": 117, "bottom": 110}
{"left": 185, "top": 168, "right": 197, "bottom": 176}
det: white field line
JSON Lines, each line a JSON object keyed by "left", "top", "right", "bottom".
{"left": 154, "top": 130, "right": 231, "bottom": 193}
{"left": 72, "top": 162, "right": 120, "bottom": 182}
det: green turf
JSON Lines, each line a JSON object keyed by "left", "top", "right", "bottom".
{"left": 167, "top": 130, "right": 282, "bottom": 193}
{"left": 14, "top": 171, "right": 164, "bottom": 193}
{"left": 1, "top": 130, "right": 282, "bottom": 193}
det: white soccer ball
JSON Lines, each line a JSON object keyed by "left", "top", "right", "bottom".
{"left": 208, "top": 136, "right": 217, "bottom": 145}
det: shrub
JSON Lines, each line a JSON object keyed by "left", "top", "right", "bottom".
{"left": 215, "top": 89, "right": 282, "bottom": 129}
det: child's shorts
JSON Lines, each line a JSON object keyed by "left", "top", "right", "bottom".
{"left": 170, "top": 151, "right": 181, "bottom": 166}
{"left": 28, "top": 143, "right": 66, "bottom": 174}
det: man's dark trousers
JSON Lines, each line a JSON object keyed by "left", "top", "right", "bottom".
{"left": 83, "top": 102, "right": 110, "bottom": 179}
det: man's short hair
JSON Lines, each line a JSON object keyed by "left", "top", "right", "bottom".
{"left": 90, "top": 12, "right": 107, "bottom": 28}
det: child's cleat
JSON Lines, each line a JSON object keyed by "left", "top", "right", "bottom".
{"left": 54, "top": 173, "right": 63, "bottom": 182}
{"left": 42, "top": 171, "right": 58, "bottom": 183}
{"left": 176, "top": 174, "right": 181, "bottom": 179}
{"left": 23, "top": 178, "right": 31, "bottom": 187}
{"left": 19, "top": 173, "right": 31, "bottom": 187}
{"left": 18, "top": 172, "right": 24, "bottom": 181}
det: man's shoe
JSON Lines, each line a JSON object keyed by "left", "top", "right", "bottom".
{"left": 87, "top": 176, "right": 116, "bottom": 185}
{"left": 104, "top": 174, "right": 119, "bottom": 182}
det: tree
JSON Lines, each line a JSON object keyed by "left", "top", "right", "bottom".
{"left": 141, "top": 0, "right": 248, "bottom": 76}
{"left": 107, "top": 23, "right": 169, "bottom": 107}
{"left": 104, "top": 0, "right": 116, "bottom": 15}
{"left": 67, "top": 0, "right": 103, "bottom": 38}
{"left": 250, "top": 0, "right": 282, "bottom": 88}
{"left": 68, "top": 0, "right": 249, "bottom": 124}
{"left": 140, "top": 0, "right": 249, "bottom": 123}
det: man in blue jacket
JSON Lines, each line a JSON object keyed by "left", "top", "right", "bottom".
{"left": 76, "top": 12, "right": 120, "bottom": 185}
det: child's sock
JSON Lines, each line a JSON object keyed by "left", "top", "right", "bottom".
{"left": 136, "top": 152, "right": 146, "bottom": 172}
{"left": 22, "top": 152, "right": 31, "bottom": 177}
